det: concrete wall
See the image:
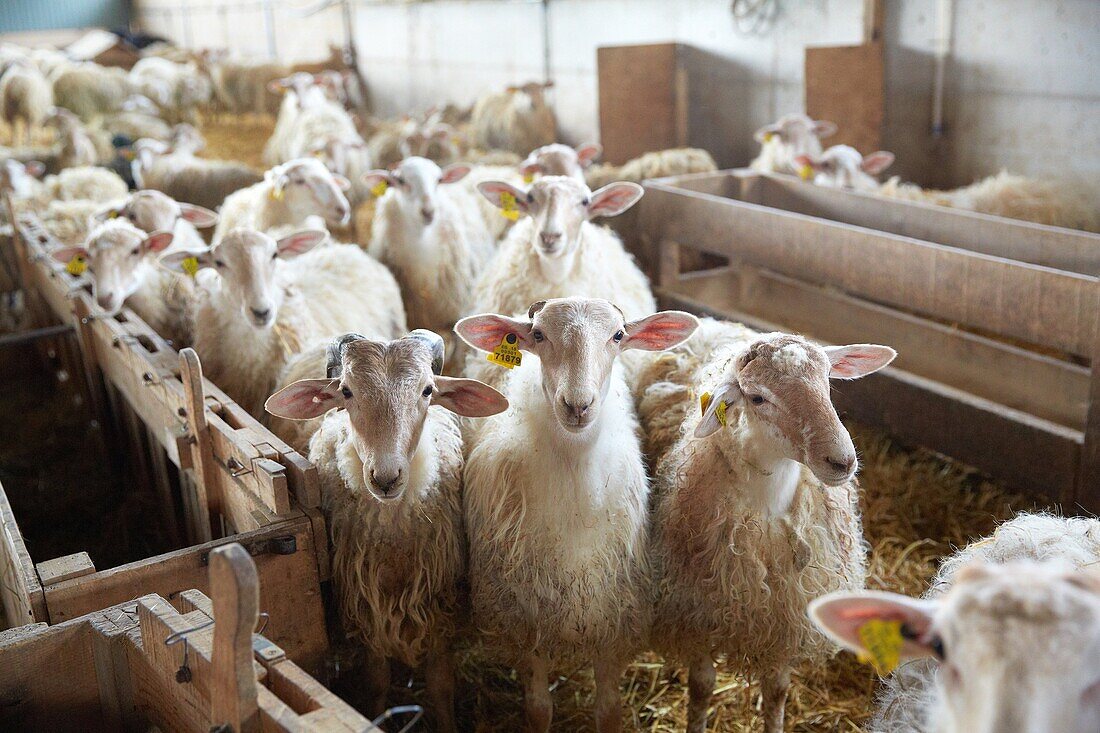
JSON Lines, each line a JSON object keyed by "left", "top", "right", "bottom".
{"left": 137, "top": 0, "right": 1099, "bottom": 189}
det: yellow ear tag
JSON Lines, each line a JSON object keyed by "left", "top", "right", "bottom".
{"left": 181, "top": 256, "right": 200, "bottom": 278}
{"left": 856, "top": 619, "right": 905, "bottom": 675}
{"left": 270, "top": 186, "right": 285, "bottom": 201}
{"left": 522, "top": 172, "right": 535, "bottom": 184}
{"left": 499, "top": 191, "right": 520, "bottom": 222}
{"left": 763, "top": 132, "right": 775, "bottom": 143}
{"left": 798, "top": 164, "right": 814, "bottom": 181}
{"left": 108, "top": 210, "right": 119, "bottom": 219}
{"left": 370, "top": 180, "right": 388, "bottom": 197}
{"left": 487, "top": 333, "right": 522, "bottom": 369}
{"left": 66, "top": 255, "right": 87, "bottom": 276}
{"left": 715, "top": 399, "right": 728, "bottom": 427}
{"left": 699, "top": 391, "right": 713, "bottom": 416}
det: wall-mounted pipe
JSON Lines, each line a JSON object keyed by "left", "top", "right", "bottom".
{"left": 931, "top": 0, "right": 953, "bottom": 138}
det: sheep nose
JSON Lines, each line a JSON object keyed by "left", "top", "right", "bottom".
{"left": 251, "top": 307, "right": 270, "bottom": 320}
{"left": 826, "top": 455, "right": 856, "bottom": 475}
{"left": 97, "top": 294, "right": 118, "bottom": 311}
{"left": 540, "top": 231, "right": 561, "bottom": 248}
{"left": 369, "top": 468, "right": 402, "bottom": 494}
{"left": 562, "top": 396, "right": 593, "bottom": 420}
{"left": 420, "top": 207, "right": 434, "bottom": 223}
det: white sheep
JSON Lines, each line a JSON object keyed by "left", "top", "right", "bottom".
{"left": 1, "top": 60, "right": 52, "bottom": 147}
{"left": 49, "top": 219, "right": 193, "bottom": 346}
{"left": 212, "top": 158, "right": 352, "bottom": 243}
{"left": 0, "top": 158, "right": 44, "bottom": 199}
{"left": 8, "top": 165, "right": 129, "bottom": 245}
{"left": 750, "top": 113, "right": 837, "bottom": 175}
{"left": 794, "top": 144, "right": 896, "bottom": 191}
{"left": 518, "top": 142, "right": 602, "bottom": 183}
{"left": 362, "top": 157, "right": 494, "bottom": 357}
{"left": 160, "top": 228, "right": 406, "bottom": 416}
{"left": 96, "top": 189, "right": 218, "bottom": 251}
{"left": 129, "top": 56, "right": 211, "bottom": 124}
{"left": 265, "top": 331, "right": 508, "bottom": 732}
{"left": 468, "top": 177, "right": 656, "bottom": 384}
{"left": 133, "top": 137, "right": 262, "bottom": 214}
{"left": 262, "top": 73, "right": 331, "bottom": 166}
{"left": 469, "top": 81, "right": 557, "bottom": 156}
{"left": 45, "top": 107, "right": 99, "bottom": 169}
{"left": 637, "top": 317, "right": 896, "bottom": 733}
{"left": 198, "top": 51, "right": 289, "bottom": 116}
{"left": 810, "top": 513, "right": 1100, "bottom": 733}
{"left": 455, "top": 297, "right": 699, "bottom": 733}
{"left": 584, "top": 147, "right": 718, "bottom": 189}
{"left": 52, "top": 63, "right": 135, "bottom": 121}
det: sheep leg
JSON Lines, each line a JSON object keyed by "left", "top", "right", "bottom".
{"left": 593, "top": 656, "right": 625, "bottom": 733}
{"left": 687, "top": 656, "right": 716, "bottom": 733}
{"left": 760, "top": 667, "right": 791, "bottom": 733}
{"left": 363, "top": 650, "right": 391, "bottom": 719}
{"left": 519, "top": 655, "right": 553, "bottom": 733}
{"left": 424, "top": 650, "right": 457, "bottom": 733}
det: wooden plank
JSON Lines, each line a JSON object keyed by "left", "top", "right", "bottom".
{"left": 805, "top": 40, "right": 884, "bottom": 154}
{"left": 1075, "top": 281, "right": 1100, "bottom": 512}
{"left": 36, "top": 552, "right": 96, "bottom": 586}
{"left": 598, "top": 43, "right": 683, "bottom": 165}
{"left": 42, "top": 516, "right": 327, "bottom": 671}
{"left": 642, "top": 181, "right": 1099, "bottom": 356}
{"left": 87, "top": 603, "right": 143, "bottom": 733}
{"left": 0, "top": 480, "right": 45, "bottom": 627}
{"left": 663, "top": 266, "right": 1090, "bottom": 429}
{"left": 659, "top": 291, "right": 1082, "bottom": 502}
{"left": 209, "top": 544, "right": 261, "bottom": 733}
{"left": 753, "top": 175, "right": 1100, "bottom": 276}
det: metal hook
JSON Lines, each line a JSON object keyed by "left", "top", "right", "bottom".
{"left": 371, "top": 705, "right": 424, "bottom": 733}
{"left": 226, "top": 457, "right": 252, "bottom": 478}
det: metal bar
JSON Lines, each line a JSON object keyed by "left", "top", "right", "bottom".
{"left": 0, "top": 323, "right": 75, "bottom": 349}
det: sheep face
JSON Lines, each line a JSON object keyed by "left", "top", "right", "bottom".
{"left": 51, "top": 221, "right": 174, "bottom": 314}
{"left": 478, "top": 176, "right": 643, "bottom": 267}
{"left": 311, "top": 138, "right": 368, "bottom": 181}
{"left": 265, "top": 332, "right": 507, "bottom": 502}
{"left": 519, "top": 142, "right": 601, "bottom": 182}
{"left": 99, "top": 190, "right": 218, "bottom": 236}
{"left": 363, "top": 157, "right": 470, "bottom": 226}
{"left": 267, "top": 158, "right": 352, "bottom": 228}
{"left": 794, "top": 145, "right": 895, "bottom": 191}
{"left": 695, "top": 334, "right": 895, "bottom": 486}
{"left": 159, "top": 228, "right": 326, "bottom": 328}
{"left": 811, "top": 561, "right": 1100, "bottom": 733}
{"left": 458, "top": 297, "right": 697, "bottom": 435}
{"left": 753, "top": 113, "right": 837, "bottom": 148}
{"left": 506, "top": 80, "right": 553, "bottom": 110}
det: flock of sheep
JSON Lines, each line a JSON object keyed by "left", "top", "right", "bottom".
{"left": 1, "top": 40, "right": 1099, "bottom": 733}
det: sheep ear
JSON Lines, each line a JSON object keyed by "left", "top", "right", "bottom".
{"left": 575, "top": 143, "right": 602, "bottom": 167}
{"left": 813, "top": 120, "right": 839, "bottom": 139}
{"left": 694, "top": 383, "right": 742, "bottom": 439}
{"left": 431, "top": 376, "right": 509, "bottom": 417}
{"left": 439, "top": 163, "right": 471, "bottom": 185}
{"left": 454, "top": 314, "right": 533, "bottom": 353}
{"left": 276, "top": 229, "right": 326, "bottom": 259}
{"left": 587, "top": 182, "right": 643, "bottom": 218}
{"left": 159, "top": 249, "right": 212, "bottom": 274}
{"left": 861, "top": 151, "right": 895, "bottom": 176}
{"left": 825, "top": 345, "right": 897, "bottom": 379}
{"left": 332, "top": 174, "right": 351, "bottom": 191}
{"left": 477, "top": 181, "right": 530, "bottom": 213}
{"left": 808, "top": 591, "right": 939, "bottom": 662}
{"left": 51, "top": 246, "right": 89, "bottom": 264}
{"left": 178, "top": 203, "right": 218, "bottom": 228}
{"left": 361, "top": 169, "right": 396, "bottom": 195}
{"left": 142, "top": 231, "right": 175, "bottom": 254}
{"left": 266, "top": 79, "right": 288, "bottom": 94}
{"left": 265, "top": 379, "right": 342, "bottom": 420}
{"left": 622, "top": 311, "right": 699, "bottom": 352}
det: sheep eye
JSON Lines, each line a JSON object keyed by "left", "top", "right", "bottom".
{"left": 929, "top": 636, "right": 947, "bottom": 661}
{"left": 131, "top": 247, "right": 141, "bottom": 256}
{"left": 532, "top": 329, "right": 544, "bottom": 343}
{"left": 612, "top": 330, "right": 625, "bottom": 343}
{"left": 582, "top": 197, "right": 590, "bottom": 206}
{"left": 526, "top": 192, "right": 534, "bottom": 203}
{"left": 214, "top": 259, "right": 226, "bottom": 268}
{"left": 340, "top": 386, "right": 353, "bottom": 399}
{"left": 271, "top": 252, "right": 278, "bottom": 261}
{"left": 749, "top": 395, "right": 765, "bottom": 405}
{"left": 422, "top": 385, "right": 433, "bottom": 397}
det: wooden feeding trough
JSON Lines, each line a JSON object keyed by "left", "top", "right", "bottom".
{"left": 0, "top": 542, "right": 377, "bottom": 732}
{"left": 639, "top": 170, "right": 1100, "bottom": 510}
{"left": 0, "top": 208, "right": 330, "bottom": 672}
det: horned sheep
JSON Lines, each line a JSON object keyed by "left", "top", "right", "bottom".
{"left": 637, "top": 317, "right": 896, "bottom": 733}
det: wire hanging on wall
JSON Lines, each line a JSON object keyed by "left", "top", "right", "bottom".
{"left": 730, "top": 0, "right": 779, "bottom": 36}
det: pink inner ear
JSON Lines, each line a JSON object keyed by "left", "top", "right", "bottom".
{"left": 626, "top": 313, "right": 696, "bottom": 350}
{"left": 144, "top": 232, "right": 174, "bottom": 253}
{"left": 267, "top": 381, "right": 337, "bottom": 419}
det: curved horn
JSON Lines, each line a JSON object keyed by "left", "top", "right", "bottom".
{"left": 325, "top": 332, "right": 366, "bottom": 379}
{"left": 527, "top": 300, "right": 548, "bottom": 319}
{"left": 406, "top": 329, "right": 445, "bottom": 375}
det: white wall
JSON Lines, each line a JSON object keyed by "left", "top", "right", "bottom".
{"left": 138, "top": 0, "right": 1100, "bottom": 188}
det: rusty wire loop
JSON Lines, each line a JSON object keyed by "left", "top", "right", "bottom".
{"left": 371, "top": 705, "right": 424, "bottom": 733}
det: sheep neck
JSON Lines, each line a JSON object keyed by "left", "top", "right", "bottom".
{"left": 532, "top": 224, "right": 589, "bottom": 285}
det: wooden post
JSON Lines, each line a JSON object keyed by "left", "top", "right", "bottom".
{"left": 658, "top": 239, "right": 682, "bottom": 290}
{"left": 180, "top": 348, "right": 215, "bottom": 543}
{"left": 863, "top": 0, "right": 885, "bottom": 43}
{"left": 209, "top": 543, "right": 260, "bottom": 733}
{"left": 1078, "top": 281, "right": 1100, "bottom": 512}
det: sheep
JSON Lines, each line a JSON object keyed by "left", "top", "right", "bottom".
{"left": 199, "top": 52, "right": 289, "bottom": 116}
{"left": 133, "top": 137, "right": 262, "bottom": 213}
{"left": 455, "top": 297, "right": 699, "bottom": 733}
{"left": 810, "top": 513, "right": 1100, "bottom": 733}
{"left": 519, "top": 142, "right": 602, "bottom": 183}
{"left": 96, "top": 189, "right": 217, "bottom": 251}
{"left": 160, "top": 228, "right": 406, "bottom": 416}
{"left": 212, "top": 158, "right": 352, "bottom": 243}
{"left": 45, "top": 107, "right": 100, "bottom": 169}
{"left": 0, "top": 158, "right": 44, "bottom": 199}
{"left": 265, "top": 331, "right": 507, "bottom": 730}
{"left": 749, "top": 113, "right": 837, "bottom": 175}
{"left": 129, "top": 56, "right": 212, "bottom": 124}
{"left": 362, "top": 157, "right": 494, "bottom": 359}
{"left": 469, "top": 81, "right": 557, "bottom": 155}
{"left": 35, "top": 165, "right": 128, "bottom": 204}
{"left": 365, "top": 115, "right": 419, "bottom": 169}
{"left": 48, "top": 219, "right": 194, "bottom": 345}
{"left": 52, "top": 63, "right": 135, "bottom": 122}
{"left": 637, "top": 318, "right": 896, "bottom": 733}
{"left": 794, "top": 144, "right": 896, "bottom": 191}
{"left": 99, "top": 99, "right": 175, "bottom": 144}
{"left": 262, "top": 73, "right": 334, "bottom": 166}
{"left": 583, "top": 147, "right": 717, "bottom": 189}
{"left": 468, "top": 177, "right": 656, "bottom": 385}
{"left": 1, "top": 60, "right": 52, "bottom": 147}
